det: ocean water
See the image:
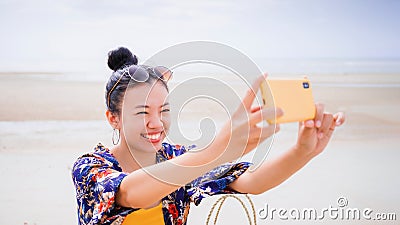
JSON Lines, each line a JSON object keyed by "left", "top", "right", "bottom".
{"left": 258, "top": 58, "right": 400, "bottom": 75}
{"left": 6, "top": 58, "right": 400, "bottom": 84}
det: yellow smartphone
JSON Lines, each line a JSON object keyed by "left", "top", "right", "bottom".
{"left": 260, "top": 77, "right": 316, "bottom": 124}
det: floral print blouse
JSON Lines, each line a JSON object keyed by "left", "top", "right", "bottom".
{"left": 72, "top": 143, "right": 251, "bottom": 225}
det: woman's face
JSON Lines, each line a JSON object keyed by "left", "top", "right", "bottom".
{"left": 121, "top": 81, "right": 170, "bottom": 154}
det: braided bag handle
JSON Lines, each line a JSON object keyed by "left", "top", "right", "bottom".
{"left": 206, "top": 194, "right": 257, "bottom": 225}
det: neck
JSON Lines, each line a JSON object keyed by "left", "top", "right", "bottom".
{"left": 111, "top": 140, "right": 157, "bottom": 173}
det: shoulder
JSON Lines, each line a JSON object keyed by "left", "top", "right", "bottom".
{"left": 72, "top": 143, "right": 122, "bottom": 182}
{"left": 158, "top": 142, "right": 197, "bottom": 160}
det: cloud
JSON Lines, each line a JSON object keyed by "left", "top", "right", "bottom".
{"left": 0, "top": 0, "right": 399, "bottom": 71}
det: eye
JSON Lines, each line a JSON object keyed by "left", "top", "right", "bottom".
{"left": 161, "top": 108, "right": 170, "bottom": 113}
{"left": 136, "top": 111, "right": 148, "bottom": 115}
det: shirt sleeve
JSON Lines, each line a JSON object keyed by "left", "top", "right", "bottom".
{"left": 186, "top": 161, "right": 252, "bottom": 205}
{"left": 72, "top": 153, "right": 132, "bottom": 224}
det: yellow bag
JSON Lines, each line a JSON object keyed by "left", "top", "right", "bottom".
{"left": 206, "top": 194, "right": 257, "bottom": 225}
{"left": 122, "top": 203, "right": 164, "bottom": 225}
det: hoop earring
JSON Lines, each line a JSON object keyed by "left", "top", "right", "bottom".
{"left": 112, "top": 128, "right": 120, "bottom": 145}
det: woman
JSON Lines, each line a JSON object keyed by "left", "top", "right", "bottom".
{"left": 72, "top": 47, "right": 345, "bottom": 225}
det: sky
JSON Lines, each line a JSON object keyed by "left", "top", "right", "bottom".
{"left": 0, "top": 0, "right": 399, "bottom": 72}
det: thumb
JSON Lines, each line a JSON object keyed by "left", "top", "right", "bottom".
{"left": 299, "top": 119, "right": 314, "bottom": 130}
{"left": 298, "top": 119, "right": 316, "bottom": 140}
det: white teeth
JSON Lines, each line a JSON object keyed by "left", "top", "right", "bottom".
{"left": 143, "top": 132, "right": 161, "bottom": 140}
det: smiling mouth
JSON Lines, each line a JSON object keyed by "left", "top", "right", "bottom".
{"left": 140, "top": 131, "right": 163, "bottom": 143}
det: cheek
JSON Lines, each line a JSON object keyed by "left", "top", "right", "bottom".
{"left": 162, "top": 113, "right": 171, "bottom": 130}
{"left": 122, "top": 115, "right": 146, "bottom": 136}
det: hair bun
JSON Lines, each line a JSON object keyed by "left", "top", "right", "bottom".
{"left": 107, "top": 47, "right": 138, "bottom": 71}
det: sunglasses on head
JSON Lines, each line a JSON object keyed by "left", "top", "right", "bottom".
{"left": 107, "top": 65, "right": 173, "bottom": 108}
{"left": 124, "top": 65, "right": 173, "bottom": 82}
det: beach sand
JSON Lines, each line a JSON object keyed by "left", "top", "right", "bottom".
{"left": 0, "top": 73, "right": 399, "bottom": 224}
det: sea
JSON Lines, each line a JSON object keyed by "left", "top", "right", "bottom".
{"left": 2, "top": 58, "right": 400, "bottom": 85}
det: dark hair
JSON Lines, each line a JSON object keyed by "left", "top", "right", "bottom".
{"left": 105, "top": 47, "right": 168, "bottom": 114}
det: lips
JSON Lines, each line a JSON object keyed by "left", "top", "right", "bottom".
{"left": 141, "top": 131, "right": 163, "bottom": 143}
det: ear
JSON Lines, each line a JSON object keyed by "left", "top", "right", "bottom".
{"left": 106, "top": 110, "right": 121, "bottom": 129}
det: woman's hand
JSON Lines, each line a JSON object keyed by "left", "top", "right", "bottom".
{"left": 295, "top": 103, "right": 345, "bottom": 158}
{"left": 228, "top": 100, "right": 346, "bottom": 195}
{"left": 215, "top": 75, "right": 282, "bottom": 161}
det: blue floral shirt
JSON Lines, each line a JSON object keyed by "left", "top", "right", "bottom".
{"left": 72, "top": 143, "right": 251, "bottom": 225}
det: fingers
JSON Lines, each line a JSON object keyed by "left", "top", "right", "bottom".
{"left": 314, "top": 103, "right": 325, "bottom": 128}
{"left": 334, "top": 112, "right": 345, "bottom": 126}
{"left": 250, "top": 107, "right": 283, "bottom": 125}
{"left": 249, "top": 122, "right": 280, "bottom": 145}
{"left": 302, "top": 103, "right": 324, "bottom": 129}
{"left": 301, "top": 120, "right": 314, "bottom": 128}
{"left": 317, "top": 113, "right": 334, "bottom": 139}
{"left": 250, "top": 106, "right": 262, "bottom": 113}
{"left": 299, "top": 109, "right": 344, "bottom": 140}
{"left": 241, "top": 75, "right": 267, "bottom": 110}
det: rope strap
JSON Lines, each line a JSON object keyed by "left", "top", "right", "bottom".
{"left": 206, "top": 194, "right": 257, "bottom": 225}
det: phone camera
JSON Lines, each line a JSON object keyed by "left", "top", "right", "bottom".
{"left": 303, "top": 82, "right": 310, "bottom": 89}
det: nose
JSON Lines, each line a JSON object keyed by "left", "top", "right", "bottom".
{"left": 147, "top": 114, "right": 163, "bottom": 129}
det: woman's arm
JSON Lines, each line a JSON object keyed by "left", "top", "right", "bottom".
{"left": 116, "top": 140, "right": 228, "bottom": 208}
{"left": 228, "top": 106, "right": 346, "bottom": 194}
{"left": 228, "top": 145, "right": 314, "bottom": 194}
{"left": 116, "top": 75, "right": 281, "bottom": 209}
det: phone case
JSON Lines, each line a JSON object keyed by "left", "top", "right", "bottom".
{"left": 260, "top": 78, "right": 316, "bottom": 123}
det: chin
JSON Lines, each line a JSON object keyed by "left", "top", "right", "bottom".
{"left": 142, "top": 139, "right": 164, "bottom": 152}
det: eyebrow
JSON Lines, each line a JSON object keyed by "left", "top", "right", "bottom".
{"left": 134, "top": 102, "right": 170, "bottom": 109}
